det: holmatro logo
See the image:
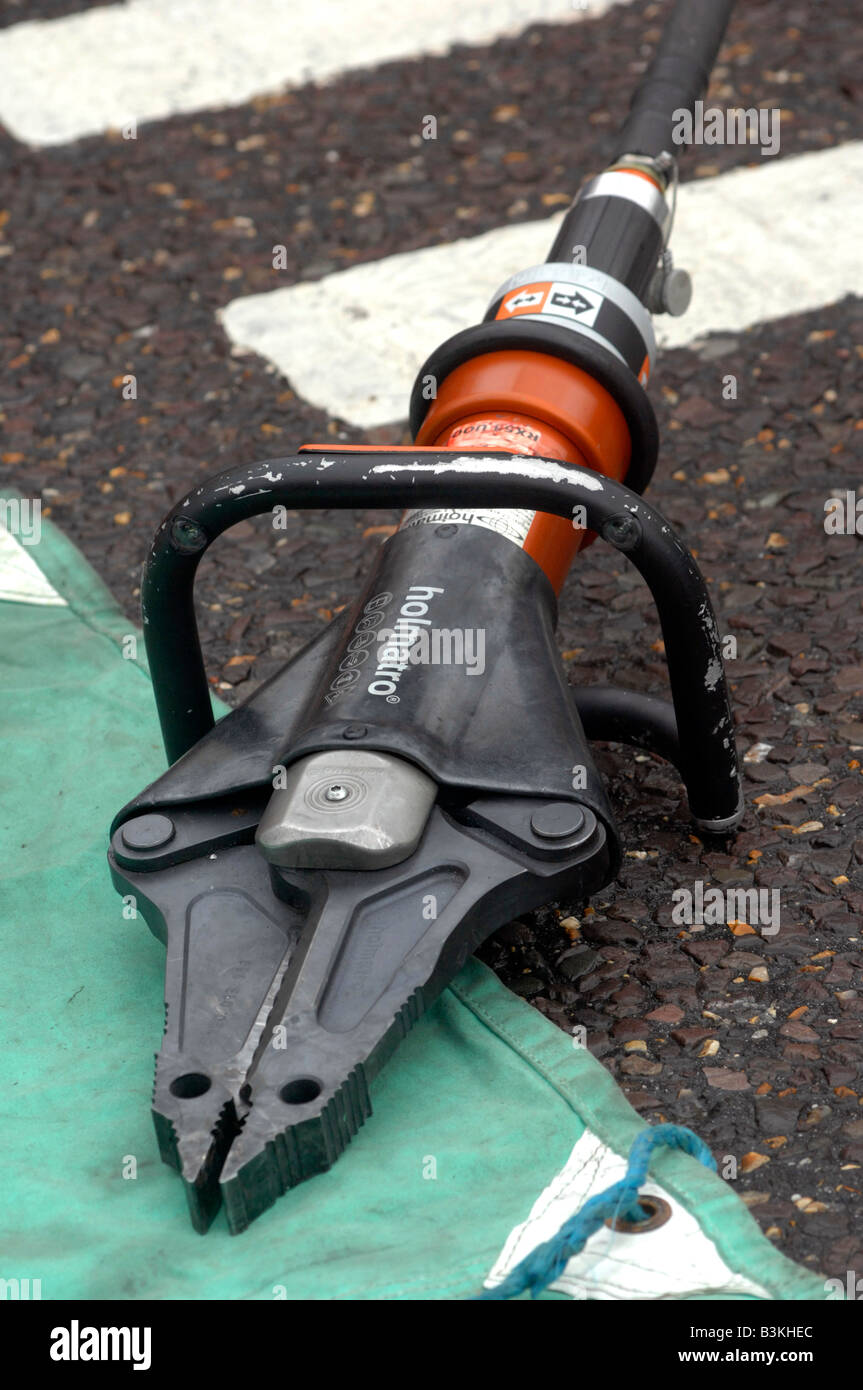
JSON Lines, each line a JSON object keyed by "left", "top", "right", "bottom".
{"left": 367, "top": 585, "right": 445, "bottom": 698}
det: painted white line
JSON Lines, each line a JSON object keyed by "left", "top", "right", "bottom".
{"left": 221, "top": 142, "right": 863, "bottom": 429}
{"left": 0, "top": 0, "right": 629, "bottom": 147}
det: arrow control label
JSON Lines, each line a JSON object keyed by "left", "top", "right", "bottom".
{"left": 496, "top": 280, "right": 604, "bottom": 327}
{"left": 545, "top": 281, "right": 603, "bottom": 326}
{"left": 500, "top": 284, "right": 548, "bottom": 316}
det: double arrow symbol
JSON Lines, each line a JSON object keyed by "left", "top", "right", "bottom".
{"left": 549, "top": 290, "right": 594, "bottom": 314}
{"left": 506, "top": 290, "right": 544, "bottom": 311}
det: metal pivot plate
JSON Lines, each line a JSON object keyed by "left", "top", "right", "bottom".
{"left": 255, "top": 750, "right": 437, "bottom": 870}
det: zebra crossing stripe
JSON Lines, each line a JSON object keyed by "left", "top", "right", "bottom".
{"left": 220, "top": 141, "right": 863, "bottom": 429}
{"left": 0, "top": 0, "right": 629, "bottom": 147}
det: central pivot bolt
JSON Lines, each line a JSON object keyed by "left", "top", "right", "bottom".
{"left": 121, "top": 813, "right": 176, "bottom": 851}
{"left": 324, "top": 784, "right": 350, "bottom": 803}
{"left": 530, "top": 803, "right": 586, "bottom": 840}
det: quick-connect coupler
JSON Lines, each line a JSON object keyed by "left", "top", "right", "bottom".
{"left": 408, "top": 160, "right": 681, "bottom": 590}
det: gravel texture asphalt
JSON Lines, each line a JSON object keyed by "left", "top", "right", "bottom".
{"left": 1, "top": 0, "right": 862, "bottom": 1279}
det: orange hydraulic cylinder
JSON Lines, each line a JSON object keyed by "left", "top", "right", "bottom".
{"left": 414, "top": 349, "right": 633, "bottom": 593}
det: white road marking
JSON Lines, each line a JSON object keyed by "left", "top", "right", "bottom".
{"left": 221, "top": 142, "right": 863, "bottom": 428}
{"left": 0, "top": 0, "right": 629, "bottom": 147}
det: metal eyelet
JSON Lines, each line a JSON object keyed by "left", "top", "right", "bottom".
{"left": 605, "top": 1194, "right": 672, "bottom": 1234}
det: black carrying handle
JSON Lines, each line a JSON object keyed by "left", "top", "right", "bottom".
{"left": 140, "top": 450, "right": 742, "bottom": 831}
{"left": 612, "top": 0, "right": 737, "bottom": 160}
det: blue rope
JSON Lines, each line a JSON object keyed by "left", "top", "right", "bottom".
{"left": 477, "top": 1123, "right": 716, "bottom": 1301}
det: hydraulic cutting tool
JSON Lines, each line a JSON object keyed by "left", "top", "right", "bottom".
{"left": 109, "top": 0, "right": 740, "bottom": 1233}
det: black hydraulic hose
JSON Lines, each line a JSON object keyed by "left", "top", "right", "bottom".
{"left": 572, "top": 685, "right": 681, "bottom": 767}
{"left": 612, "top": 0, "right": 737, "bottom": 160}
